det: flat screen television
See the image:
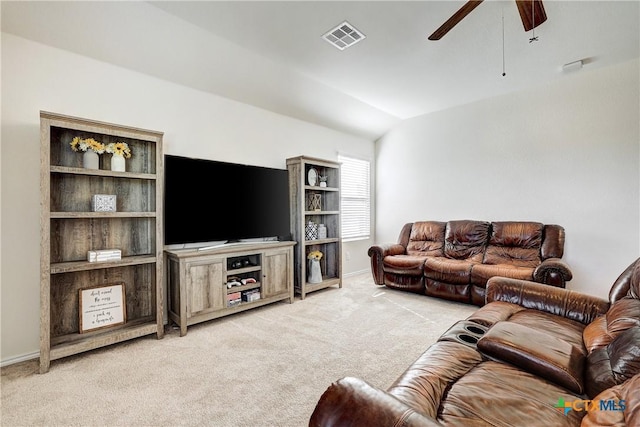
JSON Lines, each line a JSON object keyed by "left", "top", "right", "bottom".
{"left": 164, "top": 155, "right": 291, "bottom": 246}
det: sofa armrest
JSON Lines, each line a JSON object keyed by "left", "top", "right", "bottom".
{"left": 486, "top": 277, "right": 609, "bottom": 325}
{"left": 533, "top": 258, "right": 573, "bottom": 288}
{"left": 309, "top": 377, "right": 443, "bottom": 427}
{"left": 368, "top": 244, "right": 406, "bottom": 285}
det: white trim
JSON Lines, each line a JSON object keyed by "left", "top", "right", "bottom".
{"left": 1, "top": 318, "right": 171, "bottom": 367}
{"left": 1, "top": 351, "right": 39, "bottom": 367}
{"left": 342, "top": 236, "right": 370, "bottom": 243}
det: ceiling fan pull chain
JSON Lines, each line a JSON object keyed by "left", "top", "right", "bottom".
{"left": 529, "top": 0, "right": 539, "bottom": 43}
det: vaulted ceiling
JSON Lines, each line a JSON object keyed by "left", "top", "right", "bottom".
{"left": 2, "top": 1, "right": 639, "bottom": 139}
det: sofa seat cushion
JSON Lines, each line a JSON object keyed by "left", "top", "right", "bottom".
{"left": 469, "top": 263, "right": 534, "bottom": 285}
{"left": 483, "top": 246, "right": 541, "bottom": 268}
{"left": 423, "top": 258, "right": 475, "bottom": 285}
{"left": 383, "top": 255, "right": 428, "bottom": 275}
{"left": 477, "top": 322, "right": 586, "bottom": 394}
{"left": 438, "top": 361, "right": 584, "bottom": 427}
{"left": 387, "top": 341, "right": 483, "bottom": 419}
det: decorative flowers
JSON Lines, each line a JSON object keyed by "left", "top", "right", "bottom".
{"left": 70, "top": 137, "right": 105, "bottom": 154}
{"left": 106, "top": 142, "right": 132, "bottom": 158}
{"left": 70, "top": 138, "right": 132, "bottom": 158}
{"left": 308, "top": 250, "right": 323, "bottom": 261}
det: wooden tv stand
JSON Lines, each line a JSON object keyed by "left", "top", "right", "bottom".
{"left": 165, "top": 241, "right": 295, "bottom": 336}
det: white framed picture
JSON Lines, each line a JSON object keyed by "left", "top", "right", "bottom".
{"left": 79, "top": 283, "right": 126, "bottom": 333}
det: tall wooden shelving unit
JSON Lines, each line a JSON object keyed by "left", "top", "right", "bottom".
{"left": 39, "top": 111, "right": 164, "bottom": 373}
{"left": 287, "top": 156, "right": 342, "bottom": 299}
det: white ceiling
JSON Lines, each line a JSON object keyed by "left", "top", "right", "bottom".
{"left": 2, "top": 1, "right": 639, "bottom": 140}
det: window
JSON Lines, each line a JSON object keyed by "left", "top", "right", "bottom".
{"left": 339, "top": 154, "right": 370, "bottom": 241}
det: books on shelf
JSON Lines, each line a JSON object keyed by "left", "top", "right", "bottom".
{"left": 227, "top": 291, "right": 241, "bottom": 307}
{"left": 242, "top": 289, "right": 261, "bottom": 303}
{"left": 87, "top": 249, "right": 122, "bottom": 263}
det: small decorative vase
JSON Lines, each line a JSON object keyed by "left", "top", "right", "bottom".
{"left": 83, "top": 150, "right": 99, "bottom": 170}
{"left": 308, "top": 259, "right": 322, "bottom": 284}
{"left": 318, "top": 224, "right": 327, "bottom": 239}
{"left": 320, "top": 181, "right": 327, "bottom": 188}
{"left": 305, "top": 221, "right": 318, "bottom": 240}
{"left": 111, "top": 154, "right": 126, "bottom": 172}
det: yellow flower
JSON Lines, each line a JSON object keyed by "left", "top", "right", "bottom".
{"left": 308, "top": 250, "right": 323, "bottom": 261}
{"left": 106, "top": 142, "right": 132, "bottom": 159}
{"left": 70, "top": 137, "right": 81, "bottom": 151}
{"left": 70, "top": 137, "right": 105, "bottom": 154}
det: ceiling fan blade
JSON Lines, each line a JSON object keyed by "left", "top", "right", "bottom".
{"left": 516, "top": 0, "right": 547, "bottom": 32}
{"left": 428, "top": 0, "right": 484, "bottom": 41}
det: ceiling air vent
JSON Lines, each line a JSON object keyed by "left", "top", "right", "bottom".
{"left": 322, "top": 21, "right": 366, "bottom": 50}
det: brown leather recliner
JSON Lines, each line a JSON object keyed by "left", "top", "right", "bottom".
{"left": 369, "top": 220, "right": 573, "bottom": 305}
{"left": 310, "top": 258, "right": 640, "bottom": 427}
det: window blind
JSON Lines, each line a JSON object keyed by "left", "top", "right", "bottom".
{"left": 339, "top": 155, "right": 370, "bottom": 240}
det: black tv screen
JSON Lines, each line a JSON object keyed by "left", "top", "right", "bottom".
{"left": 164, "top": 155, "right": 291, "bottom": 246}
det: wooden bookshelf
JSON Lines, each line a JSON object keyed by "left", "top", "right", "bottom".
{"left": 39, "top": 111, "right": 164, "bottom": 373}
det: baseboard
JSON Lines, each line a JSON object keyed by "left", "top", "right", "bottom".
{"left": 1, "top": 351, "right": 39, "bottom": 367}
{"left": 1, "top": 319, "right": 172, "bottom": 368}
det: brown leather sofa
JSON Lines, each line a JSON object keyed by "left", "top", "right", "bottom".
{"left": 369, "top": 220, "right": 573, "bottom": 305}
{"left": 310, "top": 257, "right": 640, "bottom": 427}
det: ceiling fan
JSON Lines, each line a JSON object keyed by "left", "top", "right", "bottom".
{"left": 428, "top": 0, "right": 547, "bottom": 41}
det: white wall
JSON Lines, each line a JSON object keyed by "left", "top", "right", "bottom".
{"left": 376, "top": 59, "right": 640, "bottom": 299}
{"left": 0, "top": 33, "right": 375, "bottom": 364}
{"left": 4, "top": 31, "right": 637, "bottom": 365}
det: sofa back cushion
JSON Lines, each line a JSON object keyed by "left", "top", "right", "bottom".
{"left": 583, "top": 258, "right": 640, "bottom": 397}
{"left": 584, "top": 298, "right": 640, "bottom": 353}
{"left": 406, "top": 221, "right": 446, "bottom": 257}
{"left": 444, "top": 220, "right": 490, "bottom": 262}
{"left": 541, "top": 224, "right": 565, "bottom": 259}
{"left": 609, "top": 257, "right": 640, "bottom": 303}
{"left": 607, "top": 297, "right": 640, "bottom": 333}
{"left": 584, "top": 326, "right": 640, "bottom": 398}
{"left": 483, "top": 222, "right": 543, "bottom": 268}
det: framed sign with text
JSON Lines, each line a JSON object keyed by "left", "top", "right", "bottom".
{"left": 79, "top": 283, "right": 126, "bottom": 333}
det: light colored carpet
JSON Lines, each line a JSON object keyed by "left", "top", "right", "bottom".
{"left": 1, "top": 273, "right": 476, "bottom": 427}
